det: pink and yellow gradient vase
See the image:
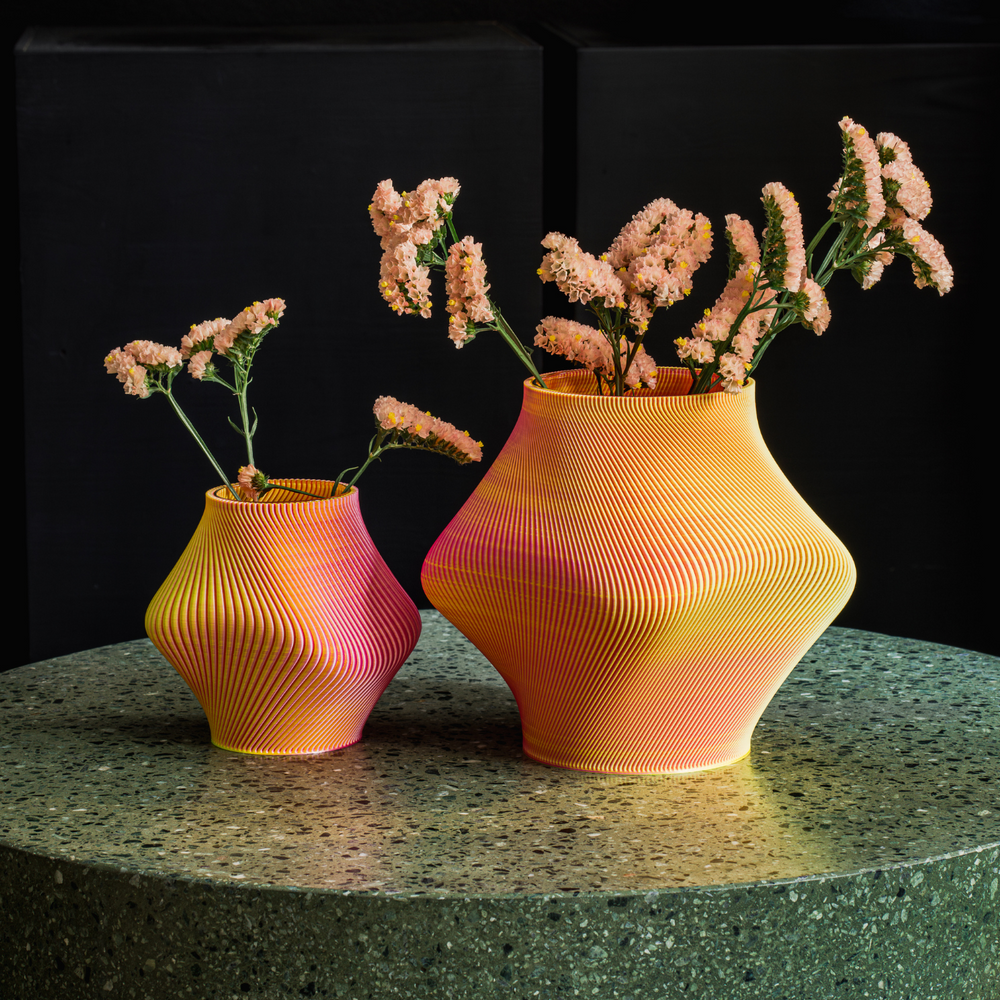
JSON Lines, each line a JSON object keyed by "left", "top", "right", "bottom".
{"left": 146, "top": 480, "right": 421, "bottom": 755}
{"left": 421, "top": 368, "right": 856, "bottom": 775}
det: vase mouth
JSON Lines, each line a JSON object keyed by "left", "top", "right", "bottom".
{"left": 208, "top": 479, "right": 357, "bottom": 504}
{"left": 527, "top": 366, "right": 755, "bottom": 399}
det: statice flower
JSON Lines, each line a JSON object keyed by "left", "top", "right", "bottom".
{"left": 372, "top": 397, "right": 482, "bottom": 464}
{"left": 888, "top": 209, "right": 954, "bottom": 295}
{"left": 534, "top": 317, "right": 657, "bottom": 390}
{"left": 761, "top": 183, "right": 806, "bottom": 293}
{"left": 622, "top": 344, "right": 658, "bottom": 390}
{"left": 379, "top": 240, "right": 433, "bottom": 318}
{"left": 187, "top": 350, "right": 215, "bottom": 380}
{"left": 104, "top": 347, "right": 149, "bottom": 398}
{"left": 724, "top": 215, "right": 761, "bottom": 271}
{"left": 858, "top": 231, "right": 895, "bottom": 290}
{"left": 124, "top": 340, "right": 183, "bottom": 368}
{"left": 877, "top": 132, "right": 932, "bottom": 222}
{"left": 213, "top": 299, "right": 286, "bottom": 355}
{"left": 534, "top": 316, "right": 613, "bottom": 372}
{"left": 830, "top": 117, "right": 886, "bottom": 230}
{"left": 444, "top": 237, "right": 494, "bottom": 347}
{"left": 797, "top": 278, "right": 831, "bottom": 334}
{"left": 537, "top": 233, "right": 626, "bottom": 308}
{"left": 237, "top": 464, "right": 265, "bottom": 501}
{"left": 370, "top": 177, "right": 460, "bottom": 249}
{"left": 181, "top": 318, "right": 228, "bottom": 358}
{"left": 605, "top": 198, "right": 713, "bottom": 322}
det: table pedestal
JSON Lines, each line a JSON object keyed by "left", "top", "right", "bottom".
{"left": 2, "top": 613, "right": 997, "bottom": 998}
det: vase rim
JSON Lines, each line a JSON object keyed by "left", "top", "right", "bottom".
{"left": 206, "top": 479, "right": 357, "bottom": 505}
{"left": 526, "top": 366, "right": 755, "bottom": 400}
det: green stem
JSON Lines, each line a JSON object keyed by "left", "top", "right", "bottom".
{"left": 233, "top": 358, "right": 256, "bottom": 467}
{"left": 346, "top": 442, "right": 386, "bottom": 489}
{"left": 164, "top": 390, "right": 240, "bottom": 500}
{"left": 259, "top": 484, "right": 327, "bottom": 500}
{"left": 491, "top": 305, "right": 547, "bottom": 388}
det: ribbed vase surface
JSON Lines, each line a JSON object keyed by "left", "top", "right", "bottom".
{"left": 146, "top": 481, "right": 421, "bottom": 755}
{"left": 421, "top": 369, "right": 856, "bottom": 774}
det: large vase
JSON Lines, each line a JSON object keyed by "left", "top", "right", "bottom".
{"left": 146, "top": 480, "right": 421, "bottom": 755}
{"left": 421, "top": 368, "right": 856, "bottom": 775}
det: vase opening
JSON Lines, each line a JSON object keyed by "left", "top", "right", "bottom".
{"left": 210, "top": 480, "right": 355, "bottom": 503}
{"left": 540, "top": 366, "right": 737, "bottom": 399}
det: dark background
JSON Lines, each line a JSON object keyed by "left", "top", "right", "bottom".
{"left": 8, "top": 2, "right": 997, "bottom": 670}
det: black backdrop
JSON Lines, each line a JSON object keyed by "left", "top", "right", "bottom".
{"left": 9, "top": 2, "right": 998, "bottom": 669}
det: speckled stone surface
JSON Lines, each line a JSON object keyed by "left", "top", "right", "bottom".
{"left": 1, "top": 612, "right": 997, "bottom": 999}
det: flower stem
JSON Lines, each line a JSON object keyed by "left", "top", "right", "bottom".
{"left": 164, "top": 390, "right": 240, "bottom": 500}
{"left": 491, "top": 305, "right": 547, "bottom": 389}
{"left": 259, "top": 484, "right": 327, "bottom": 500}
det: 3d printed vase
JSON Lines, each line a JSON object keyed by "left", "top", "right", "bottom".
{"left": 146, "top": 480, "right": 421, "bottom": 755}
{"left": 421, "top": 368, "right": 856, "bottom": 775}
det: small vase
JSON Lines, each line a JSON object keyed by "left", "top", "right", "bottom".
{"left": 421, "top": 368, "right": 856, "bottom": 775}
{"left": 146, "top": 480, "right": 421, "bottom": 755}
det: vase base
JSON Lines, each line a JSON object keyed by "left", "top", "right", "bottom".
{"left": 521, "top": 742, "right": 752, "bottom": 776}
{"left": 210, "top": 733, "right": 363, "bottom": 756}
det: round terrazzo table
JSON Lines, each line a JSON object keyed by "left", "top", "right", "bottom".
{"left": 1, "top": 613, "right": 997, "bottom": 1000}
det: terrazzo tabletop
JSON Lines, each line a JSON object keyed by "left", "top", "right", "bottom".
{"left": 1, "top": 611, "right": 997, "bottom": 999}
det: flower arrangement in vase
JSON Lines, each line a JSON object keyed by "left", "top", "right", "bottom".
{"left": 371, "top": 117, "right": 952, "bottom": 774}
{"left": 104, "top": 299, "right": 482, "bottom": 755}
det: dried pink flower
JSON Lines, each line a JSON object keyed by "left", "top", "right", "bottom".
{"left": 379, "top": 240, "right": 433, "bottom": 318}
{"left": 372, "top": 396, "right": 482, "bottom": 463}
{"left": 124, "top": 340, "right": 183, "bottom": 368}
{"left": 444, "top": 236, "right": 494, "bottom": 347}
{"left": 673, "top": 336, "right": 716, "bottom": 365}
{"left": 686, "top": 263, "right": 776, "bottom": 358}
{"left": 888, "top": 209, "right": 954, "bottom": 295}
{"left": 534, "top": 316, "right": 613, "bottom": 372}
{"left": 181, "top": 318, "right": 227, "bottom": 358}
{"left": 622, "top": 343, "right": 658, "bottom": 390}
{"left": 605, "top": 199, "right": 713, "bottom": 314}
{"left": 725, "top": 214, "right": 761, "bottom": 267}
{"left": 369, "top": 177, "right": 460, "bottom": 252}
{"left": 859, "top": 231, "right": 895, "bottom": 290}
{"left": 104, "top": 347, "right": 149, "bottom": 398}
{"left": 761, "top": 183, "right": 806, "bottom": 293}
{"left": 877, "top": 132, "right": 932, "bottom": 222}
{"left": 187, "top": 350, "right": 214, "bottom": 380}
{"left": 799, "top": 278, "right": 831, "bottom": 334}
{"left": 237, "top": 465, "right": 262, "bottom": 501}
{"left": 832, "top": 117, "right": 886, "bottom": 230}
{"left": 538, "top": 233, "right": 626, "bottom": 308}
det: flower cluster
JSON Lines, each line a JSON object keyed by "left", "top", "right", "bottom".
{"left": 533, "top": 317, "right": 657, "bottom": 391}
{"left": 179, "top": 299, "right": 286, "bottom": 361}
{"left": 530, "top": 200, "right": 715, "bottom": 394}
{"left": 371, "top": 177, "right": 460, "bottom": 318}
{"left": 829, "top": 117, "right": 952, "bottom": 296}
{"left": 104, "top": 340, "right": 184, "bottom": 399}
{"left": 760, "top": 183, "right": 806, "bottom": 293}
{"left": 370, "top": 177, "right": 545, "bottom": 385}
{"left": 106, "top": 298, "right": 482, "bottom": 501}
{"left": 372, "top": 396, "right": 483, "bottom": 464}
{"left": 604, "top": 198, "right": 714, "bottom": 328}
{"left": 370, "top": 118, "right": 952, "bottom": 397}
{"left": 674, "top": 253, "right": 777, "bottom": 392}
{"left": 444, "top": 237, "right": 494, "bottom": 347}
{"left": 537, "top": 233, "right": 626, "bottom": 309}
{"left": 830, "top": 117, "right": 886, "bottom": 231}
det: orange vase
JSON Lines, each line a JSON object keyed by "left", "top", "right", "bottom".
{"left": 146, "top": 481, "right": 421, "bottom": 755}
{"left": 421, "top": 368, "right": 856, "bottom": 774}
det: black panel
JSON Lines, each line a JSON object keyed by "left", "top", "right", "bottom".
{"left": 16, "top": 24, "right": 542, "bottom": 662}
{"left": 572, "top": 40, "right": 994, "bottom": 654}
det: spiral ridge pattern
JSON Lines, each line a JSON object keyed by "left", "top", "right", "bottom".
{"left": 146, "top": 482, "right": 421, "bottom": 755}
{"left": 422, "top": 369, "right": 856, "bottom": 774}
